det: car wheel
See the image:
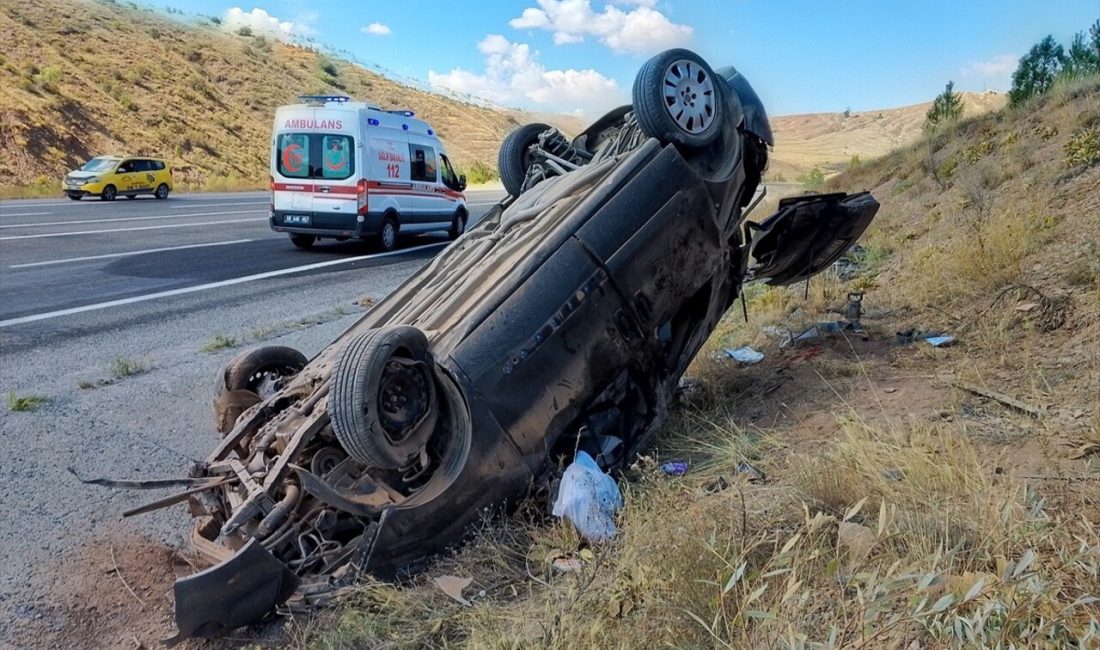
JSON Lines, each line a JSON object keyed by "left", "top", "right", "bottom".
{"left": 379, "top": 215, "right": 399, "bottom": 252}
{"left": 330, "top": 326, "right": 439, "bottom": 469}
{"left": 632, "top": 48, "right": 725, "bottom": 149}
{"left": 66, "top": 193, "right": 82, "bottom": 201}
{"left": 448, "top": 209, "right": 467, "bottom": 240}
{"left": 101, "top": 185, "right": 117, "bottom": 201}
{"left": 212, "top": 345, "right": 309, "bottom": 435}
{"left": 498, "top": 122, "right": 550, "bottom": 197}
{"left": 220, "top": 346, "right": 309, "bottom": 399}
{"left": 290, "top": 234, "right": 316, "bottom": 249}
{"left": 155, "top": 184, "right": 170, "bottom": 200}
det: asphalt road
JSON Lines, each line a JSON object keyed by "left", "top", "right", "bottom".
{"left": 0, "top": 189, "right": 505, "bottom": 336}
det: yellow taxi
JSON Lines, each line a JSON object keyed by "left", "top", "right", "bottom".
{"left": 62, "top": 156, "right": 174, "bottom": 201}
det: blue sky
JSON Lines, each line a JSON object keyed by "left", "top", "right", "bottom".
{"left": 152, "top": 1, "right": 1099, "bottom": 116}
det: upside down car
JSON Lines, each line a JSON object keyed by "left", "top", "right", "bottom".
{"left": 109, "top": 48, "right": 879, "bottom": 640}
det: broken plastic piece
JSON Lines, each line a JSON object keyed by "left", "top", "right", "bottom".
{"left": 660, "top": 460, "right": 689, "bottom": 476}
{"left": 552, "top": 451, "right": 622, "bottom": 542}
{"left": 925, "top": 335, "right": 956, "bottom": 347}
{"left": 724, "top": 346, "right": 764, "bottom": 365}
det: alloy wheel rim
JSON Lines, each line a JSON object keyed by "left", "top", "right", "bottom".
{"left": 662, "top": 59, "right": 716, "bottom": 135}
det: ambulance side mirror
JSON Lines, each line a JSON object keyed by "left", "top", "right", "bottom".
{"left": 458, "top": 174, "right": 467, "bottom": 191}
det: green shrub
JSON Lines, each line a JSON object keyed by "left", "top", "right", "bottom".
{"left": 1064, "top": 127, "right": 1100, "bottom": 168}
{"left": 462, "top": 160, "right": 498, "bottom": 185}
{"left": 33, "top": 65, "right": 62, "bottom": 93}
{"left": 798, "top": 167, "right": 825, "bottom": 189}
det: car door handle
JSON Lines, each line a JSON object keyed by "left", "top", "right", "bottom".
{"left": 317, "top": 186, "right": 331, "bottom": 193}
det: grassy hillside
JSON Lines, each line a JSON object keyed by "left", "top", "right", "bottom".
{"left": 0, "top": 0, "right": 583, "bottom": 195}
{"left": 768, "top": 91, "right": 1006, "bottom": 180}
{"left": 303, "top": 77, "right": 1100, "bottom": 648}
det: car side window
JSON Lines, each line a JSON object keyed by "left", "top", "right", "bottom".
{"left": 409, "top": 145, "right": 437, "bottom": 182}
{"left": 154, "top": 160, "right": 165, "bottom": 171}
{"left": 133, "top": 160, "right": 151, "bottom": 172}
{"left": 439, "top": 154, "right": 459, "bottom": 187}
{"left": 116, "top": 160, "right": 133, "bottom": 173}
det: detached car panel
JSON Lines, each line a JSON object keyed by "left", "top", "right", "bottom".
{"left": 86, "top": 49, "right": 879, "bottom": 639}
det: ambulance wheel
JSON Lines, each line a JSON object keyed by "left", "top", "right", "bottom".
{"left": 448, "top": 209, "right": 467, "bottom": 240}
{"left": 633, "top": 49, "right": 725, "bottom": 149}
{"left": 499, "top": 122, "right": 550, "bottom": 197}
{"left": 290, "top": 234, "right": 316, "bottom": 249}
{"left": 379, "top": 216, "right": 399, "bottom": 252}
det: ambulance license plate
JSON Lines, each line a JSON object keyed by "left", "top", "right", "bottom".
{"left": 284, "top": 215, "right": 311, "bottom": 225}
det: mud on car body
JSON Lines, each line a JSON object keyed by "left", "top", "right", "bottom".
{"left": 92, "top": 49, "right": 878, "bottom": 640}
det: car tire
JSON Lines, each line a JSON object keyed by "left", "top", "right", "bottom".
{"left": 379, "top": 215, "right": 399, "bottom": 252}
{"left": 632, "top": 49, "right": 725, "bottom": 149}
{"left": 155, "top": 184, "right": 170, "bottom": 200}
{"left": 101, "top": 185, "right": 117, "bottom": 201}
{"left": 220, "top": 346, "right": 309, "bottom": 399}
{"left": 67, "top": 193, "right": 82, "bottom": 201}
{"left": 290, "top": 234, "right": 316, "bottom": 249}
{"left": 448, "top": 209, "right": 467, "bottom": 240}
{"left": 498, "top": 122, "right": 550, "bottom": 197}
{"left": 330, "top": 326, "right": 439, "bottom": 469}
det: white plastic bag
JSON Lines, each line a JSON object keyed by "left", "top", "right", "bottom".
{"left": 552, "top": 451, "right": 623, "bottom": 542}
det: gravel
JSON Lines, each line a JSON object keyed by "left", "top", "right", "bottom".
{"left": 0, "top": 257, "right": 429, "bottom": 638}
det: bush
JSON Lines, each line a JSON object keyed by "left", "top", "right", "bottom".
{"left": 236, "top": 26, "right": 252, "bottom": 37}
{"left": 33, "top": 65, "right": 62, "bottom": 93}
{"left": 462, "top": 160, "right": 498, "bottom": 185}
{"left": 798, "top": 167, "right": 825, "bottom": 189}
{"left": 1064, "top": 128, "right": 1100, "bottom": 168}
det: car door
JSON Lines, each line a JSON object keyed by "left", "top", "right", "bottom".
{"left": 133, "top": 159, "right": 155, "bottom": 192}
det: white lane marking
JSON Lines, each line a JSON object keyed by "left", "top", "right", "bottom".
{"left": 0, "top": 218, "right": 267, "bottom": 241}
{"left": 0, "top": 209, "right": 263, "bottom": 229}
{"left": 0, "top": 196, "right": 266, "bottom": 208}
{"left": 8, "top": 239, "right": 254, "bottom": 269}
{"left": 170, "top": 201, "right": 267, "bottom": 209}
{"left": 0, "top": 242, "right": 447, "bottom": 328}
{"left": 1, "top": 212, "right": 51, "bottom": 217}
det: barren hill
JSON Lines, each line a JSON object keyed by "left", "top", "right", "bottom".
{"left": 768, "top": 91, "right": 1007, "bottom": 179}
{"left": 0, "top": 0, "right": 583, "bottom": 193}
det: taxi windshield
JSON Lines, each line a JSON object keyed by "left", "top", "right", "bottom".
{"left": 80, "top": 158, "right": 119, "bottom": 172}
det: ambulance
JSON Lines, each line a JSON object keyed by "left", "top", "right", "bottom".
{"left": 269, "top": 96, "right": 468, "bottom": 251}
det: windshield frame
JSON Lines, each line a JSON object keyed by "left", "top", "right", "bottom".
{"left": 79, "top": 157, "right": 120, "bottom": 172}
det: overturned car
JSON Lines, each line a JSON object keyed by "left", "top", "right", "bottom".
{"left": 141, "top": 49, "right": 878, "bottom": 639}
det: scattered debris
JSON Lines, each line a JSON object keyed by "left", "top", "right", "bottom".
{"left": 660, "top": 460, "right": 689, "bottom": 476}
{"left": 884, "top": 387, "right": 898, "bottom": 394}
{"left": 432, "top": 575, "right": 473, "bottom": 606}
{"left": 956, "top": 383, "right": 1045, "bottom": 418}
{"left": 925, "top": 335, "right": 956, "bottom": 347}
{"left": 735, "top": 461, "right": 766, "bottom": 483}
{"left": 552, "top": 451, "right": 623, "bottom": 542}
{"left": 724, "top": 346, "right": 764, "bottom": 365}
{"left": 551, "top": 558, "right": 585, "bottom": 573}
{"left": 895, "top": 328, "right": 943, "bottom": 344}
{"left": 881, "top": 468, "right": 905, "bottom": 482}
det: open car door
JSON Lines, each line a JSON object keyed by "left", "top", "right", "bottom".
{"left": 747, "top": 192, "right": 879, "bottom": 286}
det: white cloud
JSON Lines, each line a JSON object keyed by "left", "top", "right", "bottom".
{"left": 428, "top": 34, "right": 623, "bottom": 114}
{"left": 362, "top": 22, "right": 392, "bottom": 36}
{"left": 961, "top": 54, "right": 1017, "bottom": 78}
{"left": 508, "top": 0, "right": 692, "bottom": 55}
{"left": 225, "top": 7, "right": 300, "bottom": 40}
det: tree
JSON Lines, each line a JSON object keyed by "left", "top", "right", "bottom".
{"left": 1008, "top": 35, "right": 1065, "bottom": 106}
{"left": 1064, "top": 26, "right": 1100, "bottom": 78}
{"left": 925, "top": 81, "right": 964, "bottom": 130}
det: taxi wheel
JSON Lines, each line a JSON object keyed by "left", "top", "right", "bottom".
{"left": 155, "top": 184, "right": 170, "bottom": 200}
{"left": 101, "top": 185, "right": 117, "bottom": 201}
{"left": 67, "top": 194, "right": 82, "bottom": 201}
